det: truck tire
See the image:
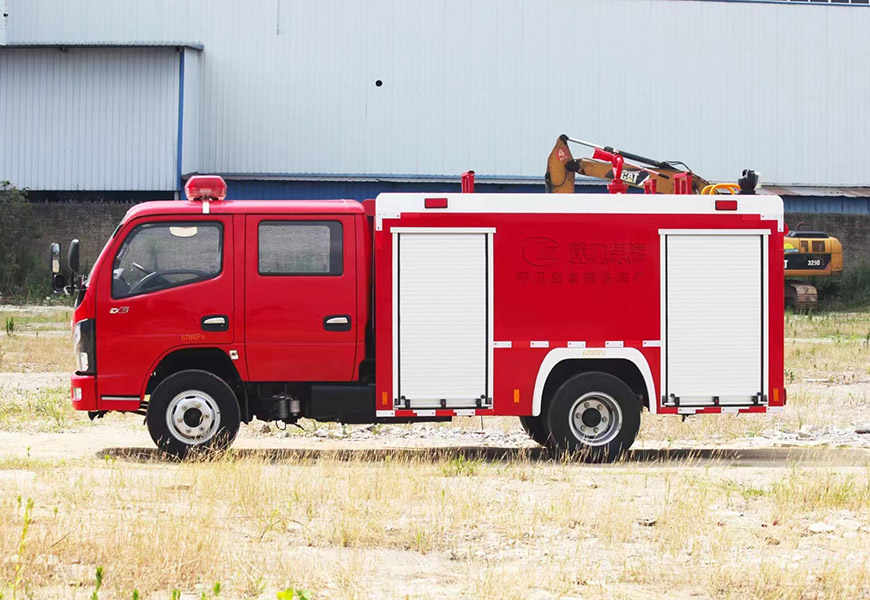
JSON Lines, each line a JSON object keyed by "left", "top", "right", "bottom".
{"left": 146, "top": 369, "right": 241, "bottom": 458}
{"left": 545, "top": 372, "right": 640, "bottom": 462}
{"left": 519, "top": 415, "right": 550, "bottom": 446}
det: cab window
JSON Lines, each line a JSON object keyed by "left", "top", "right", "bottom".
{"left": 112, "top": 222, "right": 223, "bottom": 299}
{"left": 258, "top": 221, "right": 343, "bottom": 275}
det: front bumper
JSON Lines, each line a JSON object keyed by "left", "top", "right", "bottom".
{"left": 71, "top": 374, "right": 97, "bottom": 411}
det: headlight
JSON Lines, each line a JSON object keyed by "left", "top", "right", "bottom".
{"left": 73, "top": 319, "right": 95, "bottom": 375}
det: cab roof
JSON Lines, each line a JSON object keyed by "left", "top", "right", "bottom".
{"left": 123, "top": 199, "right": 365, "bottom": 221}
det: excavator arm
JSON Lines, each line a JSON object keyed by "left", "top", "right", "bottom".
{"left": 545, "top": 134, "right": 711, "bottom": 194}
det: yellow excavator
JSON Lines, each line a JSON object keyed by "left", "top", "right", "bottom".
{"left": 546, "top": 134, "right": 843, "bottom": 310}
{"left": 782, "top": 228, "right": 844, "bottom": 309}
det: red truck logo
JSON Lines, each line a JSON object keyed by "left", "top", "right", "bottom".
{"left": 522, "top": 237, "right": 560, "bottom": 267}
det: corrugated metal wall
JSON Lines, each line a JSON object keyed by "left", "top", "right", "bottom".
{"left": 180, "top": 47, "right": 200, "bottom": 179}
{"left": 5, "top": 0, "right": 870, "bottom": 187}
{"left": 0, "top": 47, "right": 179, "bottom": 190}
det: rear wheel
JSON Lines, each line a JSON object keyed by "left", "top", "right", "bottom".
{"left": 146, "top": 369, "right": 240, "bottom": 458}
{"left": 545, "top": 372, "right": 640, "bottom": 462}
{"left": 519, "top": 415, "right": 550, "bottom": 446}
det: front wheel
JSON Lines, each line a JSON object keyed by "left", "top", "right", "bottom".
{"left": 545, "top": 372, "right": 641, "bottom": 462}
{"left": 146, "top": 369, "right": 241, "bottom": 458}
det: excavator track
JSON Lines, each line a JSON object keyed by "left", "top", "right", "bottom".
{"left": 785, "top": 280, "right": 818, "bottom": 311}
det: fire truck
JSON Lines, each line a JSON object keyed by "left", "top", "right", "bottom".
{"left": 52, "top": 175, "right": 786, "bottom": 460}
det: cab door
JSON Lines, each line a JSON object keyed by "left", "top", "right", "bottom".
{"left": 98, "top": 216, "right": 234, "bottom": 399}
{"left": 244, "top": 215, "right": 358, "bottom": 382}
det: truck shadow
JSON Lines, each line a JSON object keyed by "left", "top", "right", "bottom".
{"left": 97, "top": 445, "right": 870, "bottom": 467}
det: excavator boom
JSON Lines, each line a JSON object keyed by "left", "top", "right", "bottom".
{"left": 545, "top": 134, "right": 711, "bottom": 194}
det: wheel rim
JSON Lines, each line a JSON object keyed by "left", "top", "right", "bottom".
{"left": 165, "top": 390, "right": 221, "bottom": 445}
{"left": 568, "top": 391, "right": 623, "bottom": 447}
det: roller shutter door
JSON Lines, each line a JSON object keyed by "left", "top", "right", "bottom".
{"left": 396, "top": 232, "right": 490, "bottom": 409}
{"left": 665, "top": 234, "right": 765, "bottom": 406}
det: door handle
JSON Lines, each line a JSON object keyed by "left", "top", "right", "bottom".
{"left": 201, "top": 315, "right": 229, "bottom": 332}
{"left": 323, "top": 315, "right": 351, "bottom": 332}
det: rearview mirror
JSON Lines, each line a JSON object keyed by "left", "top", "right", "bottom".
{"left": 68, "top": 239, "right": 80, "bottom": 274}
{"left": 50, "top": 243, "right": 61, "bottom": 274}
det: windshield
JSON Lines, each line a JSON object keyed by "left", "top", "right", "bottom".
{"left": 111, "top": 221, "right": 223, "bottom": 299}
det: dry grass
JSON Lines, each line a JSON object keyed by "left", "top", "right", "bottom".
{"left": 0, "top": 384, "right": 82, "bottom": 432}
{"left": 0, "top": 334, "right": 73, "bottom": 373}
{"left": 785, "top": 309, "right": 870, "bottom": 340}
{"left": 0, "top": 306, "right": 73, "bottom": 373}
{"left": 0, "top": 453, "right": 869, "bottom": 599}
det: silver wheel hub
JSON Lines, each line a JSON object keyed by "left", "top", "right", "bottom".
{"left": 166, "top": 390, "right": 221, "bottom": 445}
{"left": 568, "top": 392, "right": 622, "bottom": 447}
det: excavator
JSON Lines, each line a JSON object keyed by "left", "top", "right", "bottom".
{"left": 545, "top": 134, "right": 843, "bottom": 310}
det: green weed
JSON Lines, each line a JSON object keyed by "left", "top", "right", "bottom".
{"left": 91, "top": 566, "right": 104, "bottom": 600}
{"left": 441, "top": 454, "right": 481, "bottom": 477}
{"left": 10, "top": 497, "right": 34, "bottom": 600}
{"left": 277, "top": 589, "right": 311, "bottom": 600}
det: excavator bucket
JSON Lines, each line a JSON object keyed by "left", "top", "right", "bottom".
{"left": 545, "top": 136, "right": 576, "bottom": 193}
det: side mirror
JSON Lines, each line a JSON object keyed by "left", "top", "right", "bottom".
{"left": 52, "top": 273, "right": 68, "bottom": 292}
{"left": 68, "top": 239, "right": 80, "bottom": 274}
{"left": 50, "top": 243, "right": 61, "bottom": 274}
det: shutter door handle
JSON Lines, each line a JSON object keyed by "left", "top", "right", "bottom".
{"left": 201, "top": 315, "right": 229, "bottom": 332}
{"left": 324, "top": 315, "right": 351, "bottom": 331}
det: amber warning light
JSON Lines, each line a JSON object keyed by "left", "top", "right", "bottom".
{"left": 185, "top": 175, "right": 228, "bottom": 201}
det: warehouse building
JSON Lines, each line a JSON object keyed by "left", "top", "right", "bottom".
{"left": 2, "top": 0, "right": 870, "bottom": 219}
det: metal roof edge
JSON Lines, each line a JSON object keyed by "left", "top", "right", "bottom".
{"left": 189, "top": 174, "right": 870, "bottom": 197}
{"left": 760, "top": 185, "right": 870, "bottom": 198}
{"left": 1, "top": 42, "right": 204, "bottom": 50}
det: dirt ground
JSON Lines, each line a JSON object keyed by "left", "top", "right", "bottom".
{"left": 2, "top": 306, "right": 870, "bottom": 599}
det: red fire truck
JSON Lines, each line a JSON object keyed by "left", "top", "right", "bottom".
{"left": 52, "top": 176, "right": 785, "bottom": 460}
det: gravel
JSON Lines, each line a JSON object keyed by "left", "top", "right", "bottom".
{"left": 760, "top": 424, "right": 870, "bottom": 448}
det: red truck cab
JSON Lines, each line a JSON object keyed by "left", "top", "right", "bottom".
{"left": 67, "top": 177, "right": 376, "bottom": 455}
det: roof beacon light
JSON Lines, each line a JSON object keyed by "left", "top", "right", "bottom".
{"left": 184, "top": 175, "right": 228, "bottom": 202}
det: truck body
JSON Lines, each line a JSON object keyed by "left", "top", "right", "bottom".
{"left": 66, "top": 181, "right": 786, "bottom": 459}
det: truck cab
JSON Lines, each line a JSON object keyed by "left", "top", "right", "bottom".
{"left": 66, "top": 177, "right": 374, "bottom": 455}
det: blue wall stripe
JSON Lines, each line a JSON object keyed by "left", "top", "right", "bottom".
{"left": 175, "top": 49, "right": 185, "bottom": 196}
